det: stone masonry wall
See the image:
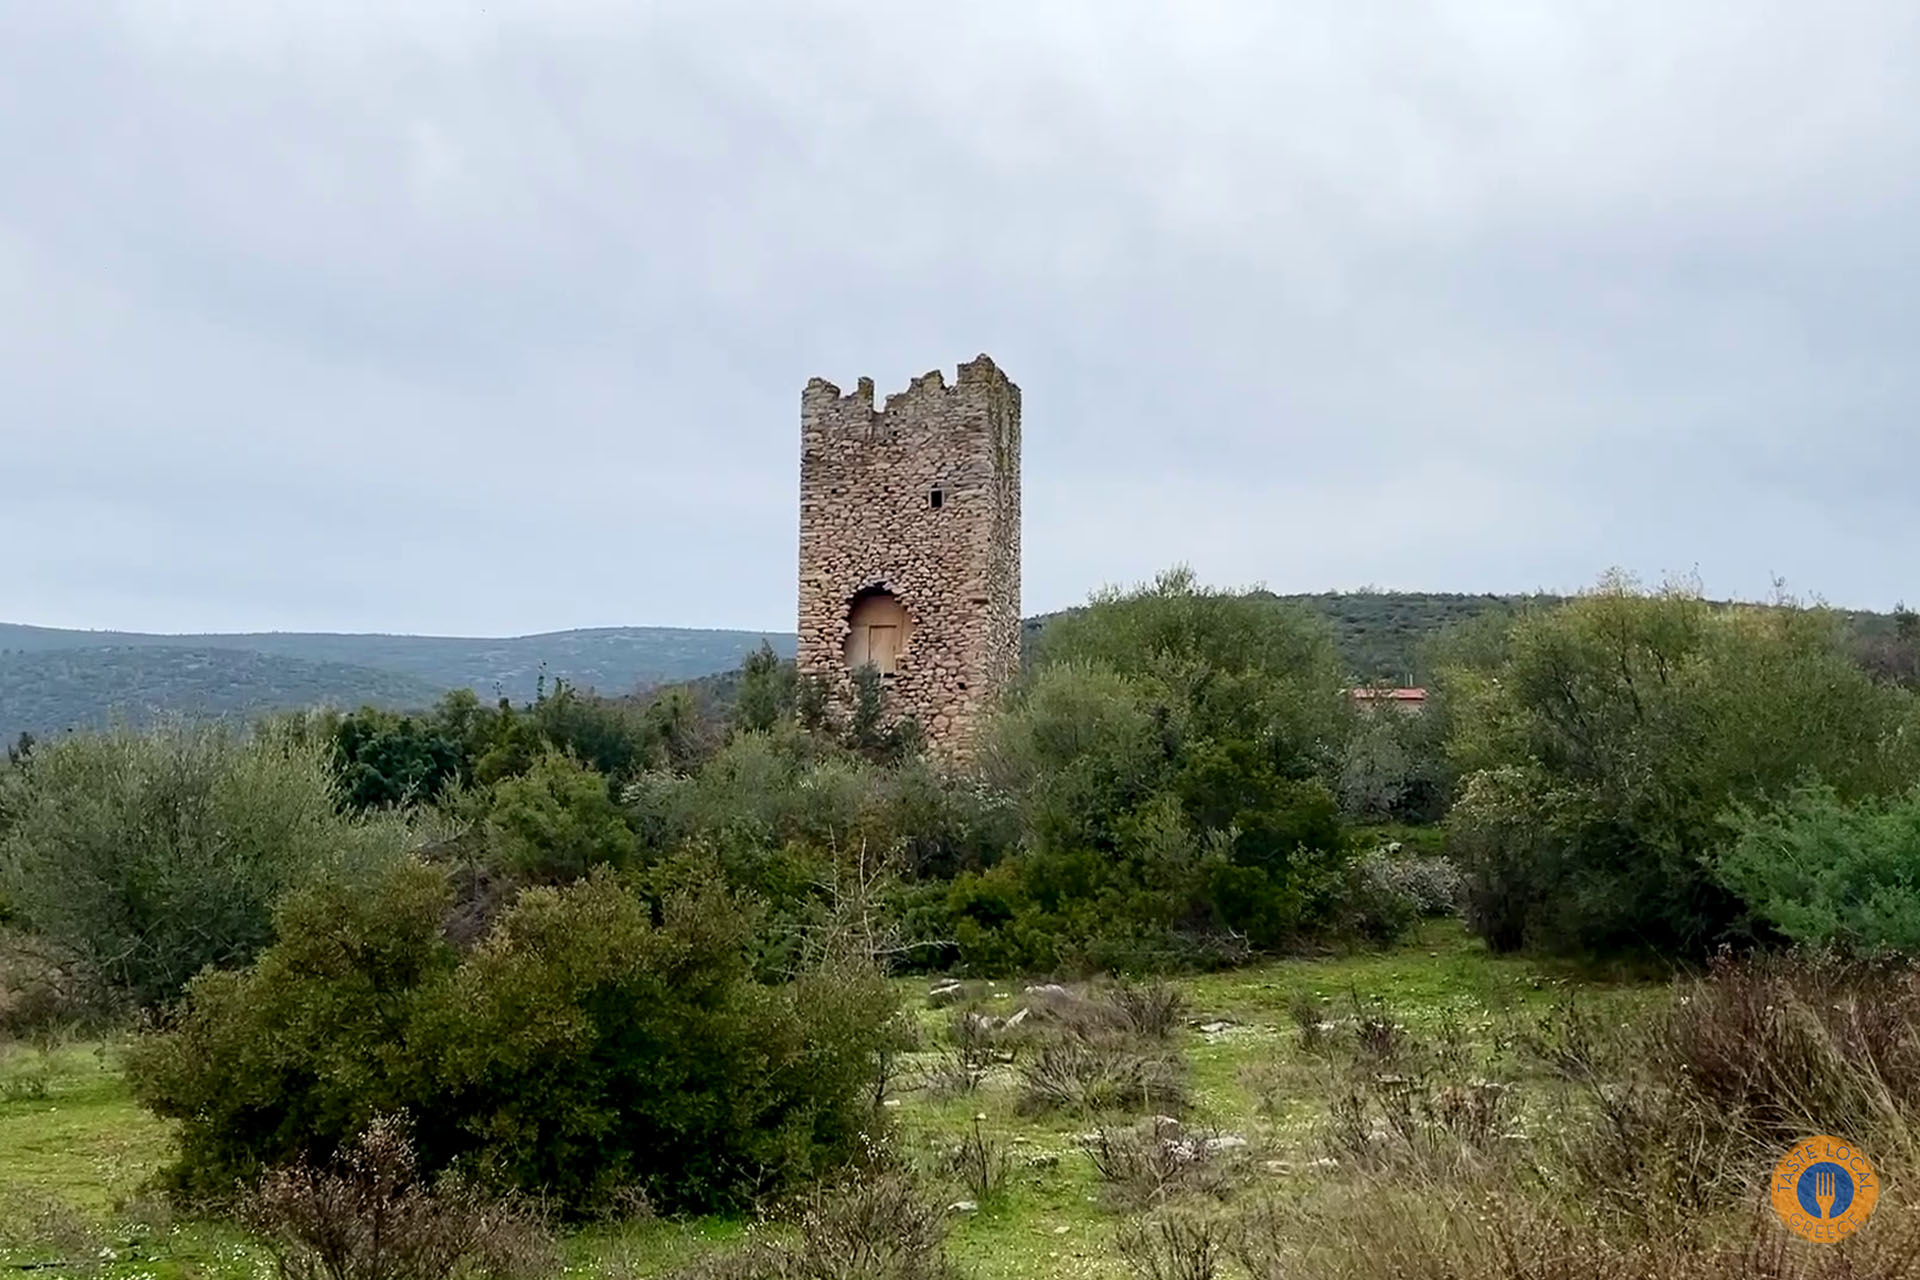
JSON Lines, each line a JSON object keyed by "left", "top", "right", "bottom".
{"left": 797, "top": 354, "right": 1022, "bottom": 760}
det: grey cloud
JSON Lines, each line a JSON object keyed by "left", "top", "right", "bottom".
{"left": 3, "top": 0, "right": 1916, "bottom": 634}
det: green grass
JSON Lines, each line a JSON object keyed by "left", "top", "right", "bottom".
{"left": 0, "top": 921, "right": 1660, "bottom": 1280}
{"left": 0, "top": 1039, "right": 264, "bottom": 1280}
{"left": 0, "top": 1042, "right": 171, "bottom": 1212}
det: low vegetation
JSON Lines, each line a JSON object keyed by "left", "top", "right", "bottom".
{"left": 127, "top": 862, "right": 896, "bottom": 1216}
{"left": 8, "top": 932, "right": 1920, "bottom": 1278}
{"left": 5, "top": 567, "right": 1920, "bottom": 1277}
{"left": 0, "top": 718, "right": 413, "bottom": 1009}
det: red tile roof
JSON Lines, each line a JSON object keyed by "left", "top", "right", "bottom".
{"left": 1348, "top": 686, "right": 1428, "bottom": 701}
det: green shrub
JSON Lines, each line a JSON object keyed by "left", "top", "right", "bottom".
{"left": 951, "top": 568, "right": 1379, "bottom": 967}
{"left": 0, "top": 719, "right": 407, "bottom": 1008}
{"left": 481, "top": 749, "right": 636, "bottom": 882}
{"left": 127, "top": 860, "right": 898, "bottom": 1216}
{"left": 1443, "top": 574, "right": 1919, "bottom": 955}
{"left": 126, "top": 858, "right": 458, "bottom": 1198}
{"left": 730, "top": 642, "right": 798, "bottom": 735}
{"left": 909, "top": 802, "right": 1364, "bottom": 975}
{"left": 1720, "top": 782, "right": 1920, "bottom": 953}
{"left": 329, "top": 708, "right": 468, "bottom": 811}
{"left": 626, "top": 729, "right": 857, "bottom": 857}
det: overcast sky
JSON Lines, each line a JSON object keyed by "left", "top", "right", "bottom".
{"left": 4, "top": 2, "right": 1917, "bottom": 636}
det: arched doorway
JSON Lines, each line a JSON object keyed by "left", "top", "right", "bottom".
{"left": 845, "top": 589, "right": 912, "bottom": 675}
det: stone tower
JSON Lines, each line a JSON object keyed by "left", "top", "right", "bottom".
{"left": 797, "top": 354, "right": 1022, "bottom": 758}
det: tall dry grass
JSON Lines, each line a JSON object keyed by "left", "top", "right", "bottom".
{"left": 1162, "top": 949, "right": 1920, "bottom": 1280}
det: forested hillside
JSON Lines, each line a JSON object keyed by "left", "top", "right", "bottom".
{"left": 0, "top": 624, "right": 794, "bottom": 739}
{"left": 0, "top": 647, "right": 446, "bottom": 744}
{"left": 6, "top": 592, "right": 1908, "bottom": 741}
{"left": 0, "top": 623, "right": 791, "bottom": 696}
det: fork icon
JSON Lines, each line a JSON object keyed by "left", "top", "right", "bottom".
{"left": 1814, "top": 1169, "right": 1837, "bottom": 1219}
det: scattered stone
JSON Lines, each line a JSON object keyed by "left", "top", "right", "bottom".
{"left": 1204, "top": 1135, "right": 1250, "bottom": 1154}
{"left": 882, "top": 1098, "right": 902, "bottom": 1109}
{"left": 928, "top": 981, "right": 966, "bottom": 1008}
{"left": 1262, "top": 1159, "right": 1291, "bottom": 1175}
{"left": 1004, "top": 1007, "right": 1031, "bottom": 1029}
{"left": 1198, "top": 1020, "right": 1237, "bottom": 1035}
{"left": 949, "top": 1200, "right": 978, "bottom": 1215}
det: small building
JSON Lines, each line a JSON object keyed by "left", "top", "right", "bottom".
{"left": 1348, "top": 686, "right": 1429, "bottom": 712}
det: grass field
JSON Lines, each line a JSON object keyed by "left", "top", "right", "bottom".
{"left": 0, "top": 921, "right": 1660, "bottom": 1280}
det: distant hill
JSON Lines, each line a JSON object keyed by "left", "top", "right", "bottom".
{"left": 5, "top": 592, "right": 1905, "bottom": 743}
{"left": 0, "top": 624, "right": 795, "bottom": 743}
{"left": 0, "top": 646, "right": 448, "bottom": 744}
{"left": 1, "top": 624, "right": 793, "bottom": 697}
{"left": 1267, "top": 591, "right": 1555, "bottom": 682}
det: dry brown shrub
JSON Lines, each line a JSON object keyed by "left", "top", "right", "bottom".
{"left": 670, "top": 1165, "right": 956, "bottom": 1280}
{"left": 242, "top": 1114, "right": 554, "bottom": 1280}
{"left": 942, "top": 1115, "right": 1011, "bottom": 1204}
{"left": 1116, "top": 1205, "right": 1229, "bottom": 1280}
{"left": 1018, "top": 1039, "right": 1189, "bottom": 1115}
{"left": 0, "top": 1189, "right": 101, "bottom": 1264}
{"left": 1014, "top": 980, "right": 1191, "bottom": 1116}
{"left": 1085, "top": 1117, "right": 1243, "bottom": 1210}
{"left": 1236, "top": 1188, "right": 1920, "bottom": 1280}
{"left": 0, "top": 930, "right": 119, "bottom": 1042}
{"left": 1526, "top": 950, "right": 1920, "bottom": 1226}
{"left": 1023, "top": 980, "right": 1187, "bottom": 1043}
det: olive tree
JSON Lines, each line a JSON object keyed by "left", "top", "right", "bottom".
{"left": 1, "top": 719, "right": 406, "bottom": 1006}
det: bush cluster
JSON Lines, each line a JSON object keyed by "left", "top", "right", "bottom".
{"left": 1441, "top": 573, "right": 1920, "bottom": 955}
{"left": 1721, "top": 781, "right": 1920, "bottom": 954}
{"left": 907, "top": 570, "right": 1378, "bottom": 972}
{"left": 127, "top": 860, "right": 897, "bottom": 1217}
{"left": 0, "top": 718, "right": 410, "bottom": 1008}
